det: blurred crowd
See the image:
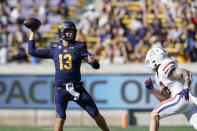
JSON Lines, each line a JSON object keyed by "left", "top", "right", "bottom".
{"left": 78, "top": 0, "right": 197, "bottom": 64}
{"left": 0, "top": 0, "right": 197, "bottom": 65}
{"left": 0, "top": 0, "right": 76, "bottom": 64}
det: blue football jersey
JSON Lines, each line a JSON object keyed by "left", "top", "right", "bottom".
{"left": 28, "top": 40, "right": 100, "bottom": 86}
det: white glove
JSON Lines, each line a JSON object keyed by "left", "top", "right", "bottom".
{"left": 66, "top": 83, "right": 80, "bottom": 100}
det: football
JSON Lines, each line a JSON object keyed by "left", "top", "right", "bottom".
{"left": 24, "top": 17, "right": 41, "bottom": 30}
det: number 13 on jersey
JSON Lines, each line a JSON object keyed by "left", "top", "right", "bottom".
{"left": 59, "top": 54, "right": 72, "bottom": 70}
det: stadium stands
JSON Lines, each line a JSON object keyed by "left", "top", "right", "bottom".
{"left": 0, "top": 0, "right": 196, "bottom": 64}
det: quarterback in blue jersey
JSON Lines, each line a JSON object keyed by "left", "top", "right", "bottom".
{"left": 28, "top": 20, "right": 110, "bottom": 131}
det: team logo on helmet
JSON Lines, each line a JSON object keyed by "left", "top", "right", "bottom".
{"left": 149, "top": 50, "right": 156, "bottom": 57}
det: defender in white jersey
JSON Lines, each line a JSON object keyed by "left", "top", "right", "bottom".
{"left": 145, "top": 47, "right": 197, "bottom": 131}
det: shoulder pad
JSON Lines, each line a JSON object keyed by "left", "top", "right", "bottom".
{"left": 49, "top": 41, "right": 59, "bottom": 48}
{"left": 158, "top": 58, "right": 178, "bottom": 77}
{"left": 76, "top": 41, "right": 87, "bottom": 51}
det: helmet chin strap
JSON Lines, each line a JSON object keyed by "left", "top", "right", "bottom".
{"left": 62, "top": 35, "right": 75, "bottom": 43}
{"left": 154, "top": 64, "right": 160, "bottom": 71}
{"left": 65, "top": 38, "right": 75, "bottom": 43}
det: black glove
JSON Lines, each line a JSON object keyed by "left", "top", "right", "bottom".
{"left": 145, "top": 77, "right": 154, "bottom": 90}
{"left": 181, "top": 89, "right": 189, "bottom": 101}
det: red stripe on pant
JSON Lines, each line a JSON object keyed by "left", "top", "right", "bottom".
{"left": 154, "top": 94, "right": 178, "bottom": 111}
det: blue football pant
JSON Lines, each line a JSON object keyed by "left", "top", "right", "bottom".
{"left": 55, "top": 86, "right": 99, "bottom": 119}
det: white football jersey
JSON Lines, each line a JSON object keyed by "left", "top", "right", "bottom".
{"left": 153, "top": 59, "right": 197, "bottom": 130}
{"left": 155, "top": 58, "right": 184, "bottom": 97}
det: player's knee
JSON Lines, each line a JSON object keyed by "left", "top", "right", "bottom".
{"left": 56, "top": 118, "right": 65, "bottom": 123}
{"left": 150, "top": 110, "right": 159, "bottom": 120}
{"left": 56, "top": 112, "right": 66, "bottom": 119}
{"left": 91, "top": 112, "right": 99, "bottom": 119}
{"left": 150, "top": 110, "right": 156, "bottom": 118}
{"left": 89, "top": 109, "right": 99, "bottom": 118}
{"left": 93, "top": 112, "right": 101, "bottom": 119}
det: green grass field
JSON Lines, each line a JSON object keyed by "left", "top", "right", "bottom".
{"left": 0, "top": 126, "right": 195, "bottom": 131}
